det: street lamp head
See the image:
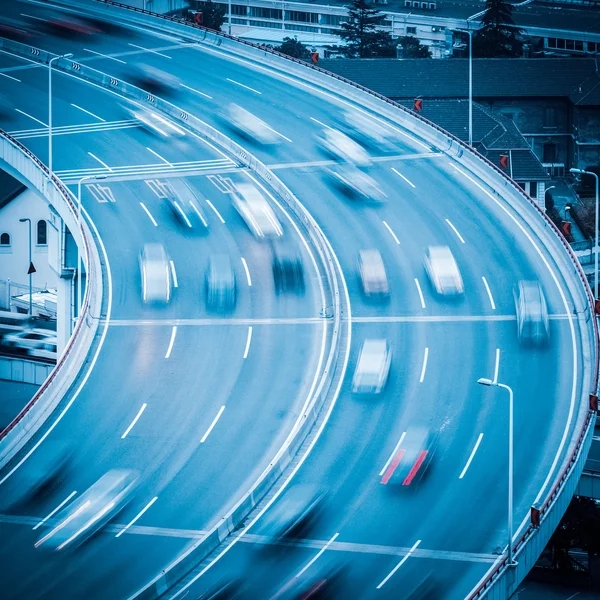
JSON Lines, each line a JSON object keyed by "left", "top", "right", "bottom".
{"left": 64, "top": 53, "right": 74, "bottom": 59}
{"left": 570, "top": 168, "right": 585, "bottom": 175}
{"left": 95, "top": 175, "right": 108, "bottom": 180}
{"left": 19, "top": 218, "right": 28, "bottom": 223}
{"left": 478, "top": 377, "right": 494, "bottom": 386}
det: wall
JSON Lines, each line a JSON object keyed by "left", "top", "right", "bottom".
{"left": 574, "top": 106, "right": 600, "bottom": 170}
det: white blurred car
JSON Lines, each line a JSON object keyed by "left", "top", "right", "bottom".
{"left": 140, "top": 243, "right": 172, "bottom": 304}
{"left": 231, "top": 183, "right": 283, "bottom": 240}
{"left": 223, "top": 103, "right": 281, "bottom": 146}
{"left": 316, "top": 128, "right": 372, "bottom": 167}
{"left": 342, "top": 110, "right": 399, "bottom": 150}
{"left": 515, "top": 280, "right": 549, "bottom": 345}
{"left": 35, "top": 469, "right": 138, "bottom": 551}
{"left": 358, "top": 249, "right": 389, "bottom": 297}
{"left": 424, "top": 246, "right": 464, "bottom": 296}
{"left": 352, "top": 339, "right": 391, "bottom": 394}
{"left": 2, "top": 329, "right": 56, "bottom": 352}
{"left": 123, "top": 103, "right": 186, "bottom": 139}
{"left": 329, "top": 165, "right": 387, "bottom": 203}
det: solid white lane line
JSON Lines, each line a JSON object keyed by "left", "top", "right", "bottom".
{"left": 226, "top": 78, "right": 261, "bottom": 94}
{"left": 15, "top": 108, "right": 47, "bottom": 127}
{"left": 32, "top": 491, "right": 77, "bottom": 530}
{"left": 459, "top": 433, "right": 484, "bottom": 479}
{"left": 71, "top": 104, "right": 105, "bottom": 122}
{"left": 493, "top": 348, "right": 500, "bottom": 384}
{"left": 88, "top": 152, "right": 112, "bottom": 171}
{"left": 241, "top": 257, "right": 252, "bottom": 287}
{"left": 128, "top": 43, "right": 172, "bottom": 59}
{"left": 200, "top": 406, "right": 225, "bottom": 443}
{"left": 391, "top": 167, "right": 416, "bottom": 188}
{"left": 481, "top": 276, "right": 496, "bottom": 310}
{"left": 419, "top": 347, "right": 429, "bottom": 383}
{"left": 0, "top": 72, "right": 20, "bottom": 82}
{"left": 165, "top": 326, "right": 177, "bottom": 359}
{"left": 376, "top": 539, "right": 422, "bottom": 589}
{"left": 243, "top": 326, "right": 253, "bottom": 359}
{"left": 170, "top": 260, "right": 178, "bottom": 288}
{"left": 180, "top": 83, "right": 212, "bottom": 99}
{"left": 146, "top": 147, "right": 172, "bottom": 166}
{"left": 84, "top": 48, "right": 127, "bottom": 64}
{"left": 309, "top": 116, "right": 334, "bottom": 130}
{"left": 445, "top": 218, "right": 466, "bottom": 243}
{"left": 379, "top": 432, "right": 407, "bottom": 476}
{"left": 115, "top": 497, "right": 158, "bottom": 538}
{"left": 414, "top": 278, "right": 426, "bottom": 309}
{"left": 382, "top": 220, "right": 401, "bottom": 245}
{"left": 139, "top": 202, "right": 158, "bottom": 227}
{"left": 121, "top": 403, "right": 148, "bottom": 439}
{"left": 296, "top": 533, "right": 339, "bottom": 578}
{"left": 205, "top": 199, "right": 225, "bottom": 223}
{"left": 263, "top": 124, "right": 293, "bottom": 143}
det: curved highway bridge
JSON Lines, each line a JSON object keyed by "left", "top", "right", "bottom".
{"left": 0, "top": 2, "right": 596, "bottom": 600}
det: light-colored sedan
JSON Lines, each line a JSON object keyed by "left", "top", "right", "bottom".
{"left": 140, "top": 243, "right": 172, "bottom": 304}
{"left": 123, "top": 103, "right": 186, "bottom": 139}
{"left": 35, "top": 469, "right": 139, "bottom": 551}
{"left": 352, "top": 339, "right": 391, "bottom": 394}
{"left": 316, "top": 128, "right": 372, "bottom": 167}
{"left": 2, "top": 329, "right": 56, "bottom": 352}
{"left": 515, "top": 280, "right": 549, "bottom": 345}
{"left": 342, "top": 110, "right": 399, "bottom": 151}
{"left": 231, "top": 183, "right": 283, "bottom": 240}
{"left": 424, "top": 245, "right": 464, "bottom": 296}
{"left": 223, "top": 103, "right": 281, "bottom": 146}
{"left": 328, "top": 165, "right": 387, "bottom": 203}
{"left": 358, "top": 249, "right": 389, "bottom": 297}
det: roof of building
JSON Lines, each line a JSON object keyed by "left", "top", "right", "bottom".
{"left": 0, "top": 170, "right": 25, "bottom": 210}
{"left": 396, "top": 98, "right": 549, "bottom": 179}
{"left": 319, "top": 57, "right": 600, "bottom": 103}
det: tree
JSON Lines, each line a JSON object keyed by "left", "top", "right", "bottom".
{"left": 397, "top": 36, "right": 432, "bottom": 58}
{"left": 472, "top": 0, "right": 523, "bottom": 58}
{"left": 187, "top": 0, "right": 226, "bottom": 32}
{"left": 334, "top": 0, "right": 397, "bottom": 58}
{"left": 275, "top": 37, "right": 311, "bottom": 61}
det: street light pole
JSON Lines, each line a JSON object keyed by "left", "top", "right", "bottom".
{"left": 19, "top": 218, "right": 32, "bottom": 316}
{"left": 478, "top": 377, "right": 516, "bottom": 568}
{"left": 48, "top": 53, "right": 73, "bottom": 182}
{"left": 77, "top": 175, "right": 107, "bottom": 321}
{"left": 468, "top": 26, "right": 472, "bottom": 147}
{"left": 571, "top": 168, "right": 599, "bottom": 299}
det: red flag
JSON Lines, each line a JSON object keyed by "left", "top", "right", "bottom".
{"left": 500, "top": 155, "right": 509, "bottom": 169}
{"left": 311, "top": 52, "right": 319, "bottom": 64}
{"left": 413, "top": 98, "right": 422, "bottom": 111}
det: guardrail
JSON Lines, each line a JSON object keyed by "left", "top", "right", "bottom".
{"left": 23, "top": 2, "right": 600, "bottom": 597}
{"left": 0, "top": 355, "right": 53, "bottom": 386}
{"left": 0, "top": 126, "right": 103, "bottom": 470}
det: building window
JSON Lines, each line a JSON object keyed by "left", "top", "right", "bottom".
{"left": 230, "top": 4, "right": 247, "bottom": 15}
{"left": 407, "top": 26, "right": 417, "bottom": 34}
{"left": 321, "top": 14, "right": 343, "bottom": 26}
{"left": 575, "top": 40, "right": 583, "bottom": 51}
{"left": 529, "top": 181, "right": 538, "bottom": 199}
{"left": 0, "top": 232, "right": 10, "bottom": 246}
{"left": 37, "top": 220, "right": 47, "bottom": 245}
{"left": 543, "top": 143, "right": 557, "bottom": 163}
{"left": 249, "top": 7, "right": 282, "bottom": 19}
{"left": 286, "top": 10, "right": 318, "bottom": 23}
{"left": 287, "top": 24, "right": 318, "bottom": 32}
{"left": 544, "top": 107, "right": 556, "bottom": 128}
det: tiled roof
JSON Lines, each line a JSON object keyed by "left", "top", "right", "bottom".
{"left": 0, "top": 169, "right": 25, "bottom": 210}
{"left": 319, "top": 58, "right": 599, "bottom": 103}
{"left": 569, "top": 72, "right": 600, "bottom": 106}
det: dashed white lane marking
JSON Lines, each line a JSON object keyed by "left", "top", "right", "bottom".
{"left": 379, "top": 432, "right": 406, "bottom": 476}
{"left": 32, "top": 491, "right": 77, "bottom": 531}
{"left": 459, "top": 433, "right": 484, "bottom": 479}
{"left": 445, "top": 218, "right": 466, "bottom": 244}
{"left": 481, "top": 276, "right": 496, "bottom": 310}
{"left": 391, "top": 167, "right": 416, "bottom": 188}
{"left": 71, "top": 103, "right": 105, "bottom": 122}
{"left": 88, "top": 152, "right": 112, "bottom": 171}
{"left": 241, "top": 257, "right": 252, "bottom": 287}
{"left": 296, "top": 533, "right": 340, "bottom": 578}
{"left": 180, "top": 83, "right": 212, "bottom": 99}
{"left": 205, "top": 199, "right": 225, "bottom": 223}
{"left": 414, "top": 278, "right": 426, "bottom": 309}
{"left": 226, "top": 78, "right": 261, "bottom": 94}
{"left": 170, "top": 260, "right": 178, "bottom": 288}
{"left": 0, "top": 72, "right": 20, "bottom": 82}
{"left": 419, "top": 347, "right": 429, "bottom": 383}
{"left": 139, "top": 202, "right": 158, "bottom": 227}
{"left": 165, "top": 326, "right": 177, "bottom": 359}
{"left": 493, "top": 348, "right": 500, "bottom": 383}
{"left": 376, "top": 539, "right": 422, "bottom": 589}
{"left": 128, "top": 43, "right": 172, "bottom": 59}
{"left": 243, "top": 326, "right": 253, "bottom": 359}
{"left": 84, "top": 48, "right": 127, "bottom": 64}
{"left": 15, "top": 108, "right": 47, "bottom": 127}
{"left": 115, "top": 497, "right": 158, "bottom": 538}
{"left": 309, "top": 116, "right": 334, "bottom": 131}
{"left": 200, "top": 405, "right": 225, "bottom": 443}
{"left": 146, "top": 147, "right": 172, "bottom": 166}
{"left": 121, "top": 403, "right": 148, "bottom": 439}
{"left": 263, "top": 123, "right": 293, "bottom": 143}
{"left": 382, "top": 220, "right": 401, "bottom": 245}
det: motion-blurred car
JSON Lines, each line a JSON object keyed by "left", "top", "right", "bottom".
{"left": 130, "top": 65, "right": 180, "bottom": 98}
{"left": 316, "top": 128, "right": 371, "bottom": 167}
{"left": 28, "top": 337, "right": 58, "bottom": 362}
{"left": 270, "top": 562, "right": 346, "bottom": 599}
{"left": 380, "top": 427, "right": 436, "bottom": 486}
{"left": 140, "top": 243, "right": 172, "bottom": 304}
{"left": 272, "top": 242, "right": 305, "bottom": 294}
{"left": 205, "top": 254, "right": 237, "bottom": 311}
{"left": 259, "top": 484, "right": 326, "bottom": 543}
{"left": 515, "top": 280, "right": 549, "bottom": 345}
{"left": 123, "top": 102, "right": 186, "bottom": 139}
{"left": 199, "top": 578, "right": 246, "bottom": 599}
{"left": 424, "top": 245, "right": 463, "bottom": 296}
{"left": 2, "top": 329, "right": 56, "bottom": 353}
{"left": 231, "top": 183, "right": 283, "bottom": 240}
{"left": 23, "top": 10, "right": 101, "bottom": 37}
{"left": 327, "top": 165, "right": 386, "bottom": 203}
{"left": 358, "top": 249, "right": 389, "bottom": 297}
{"left": 352, "top": 339, "right": 391, "bottom": 394}
{"left": 35, "top": 469, "right": 138, "bottom": 551}
{"left": 164, "top": 188, "right": 209, "bottom": 232}
{"left": 340, "top": 110, "right": 399, "bottom": 151}
{"left": 0, "top": 16, "right": 36, "bottom": 42}
{"left": 221, "top": 103, "right": 281, "bottom": 147}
